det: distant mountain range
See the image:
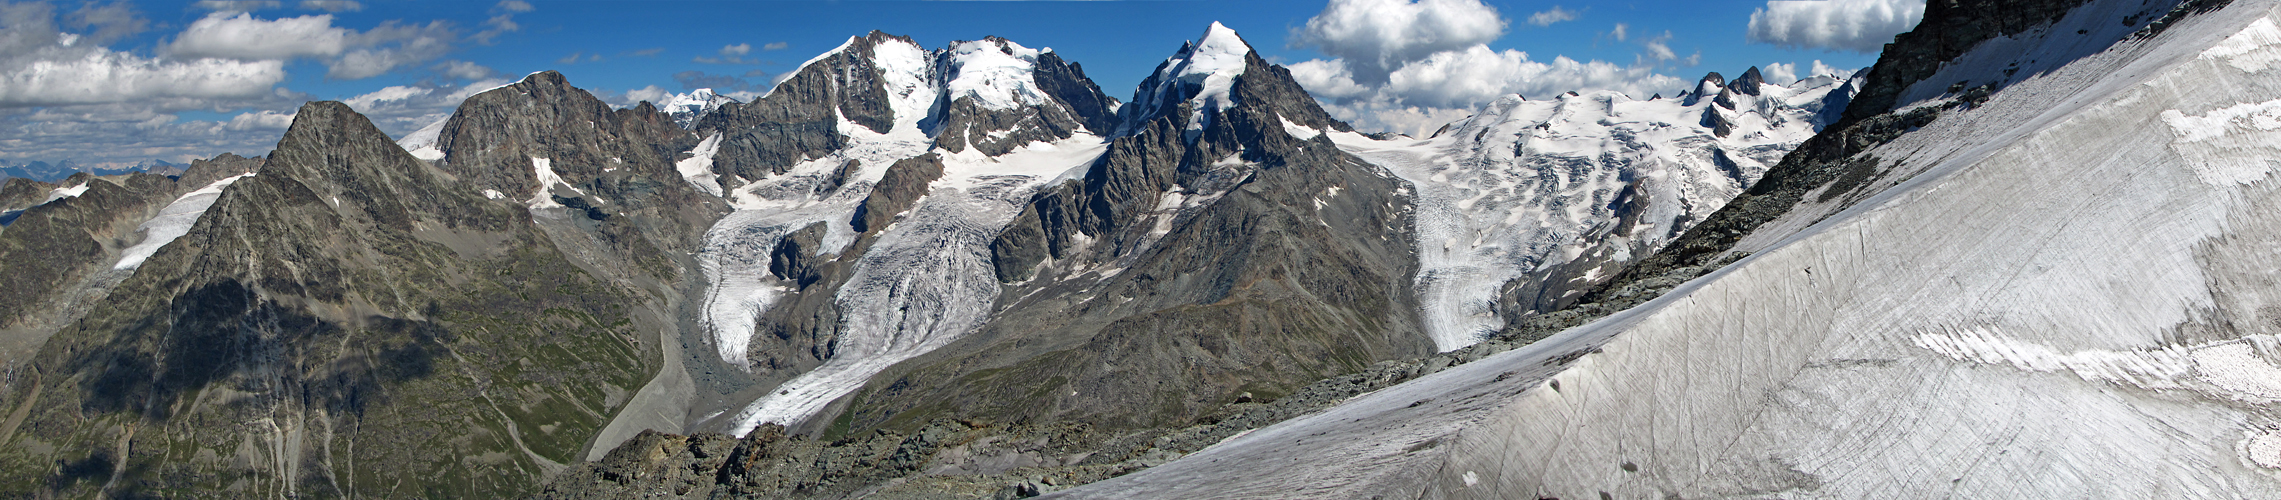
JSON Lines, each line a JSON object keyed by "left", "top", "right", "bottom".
{"left": 0, "top": 158, "right": 187, "bottom": 183}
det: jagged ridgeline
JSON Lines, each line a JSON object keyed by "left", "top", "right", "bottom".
{"left": 0, "top": 99, "right": 682, "bottom": 496}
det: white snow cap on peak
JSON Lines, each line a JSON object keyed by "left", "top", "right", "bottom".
{"left": 943, "top": 38, "right": 1051, "bottom": 111}
{"left": 1126, "top": 22, "right": 1254, "bottom": 137}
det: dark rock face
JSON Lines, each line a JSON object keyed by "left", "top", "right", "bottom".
{"left": 853, "top": 154, "right": 946, "bottom": 234}
{"left": 0, "top": 177, "right": 57, "bottom": 213}
{"left": 929, "top": 38, "right": 1121, "bottom": 156}
{"left": 171, "top": 153, "right": 264, "bottom": 195}
{"left": 1033, "top": 51, "right": 1121, "bottom": 136}
{"left": 847, "top": 46, "right": 1427, "bottom": 435}
{"left": 0, "top": 176, "right": 170, "bottom": 328}
{"left": 697, "top": 32, "right": 906, "bottom": 184}
{"left": 0, "top": 102, "right": 657, "bottom": 498}
{"left": 434, "top": 71, "right": 723, "bottom": 284}
{"left": 1727, "top": 66, "right": 1766, "bottom": 96}
{"left": 1841, "top": 0, "right": 2100, "bottom": 126}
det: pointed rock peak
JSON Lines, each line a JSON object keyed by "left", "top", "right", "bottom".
{"left": 518, "top": 70, "right": 571, "bottom": 90}
{"left": 1683, "top": 72, "right": 1727, "bottom": 106}
{"left": 1121, "top": 22, "right": 1256, "bottom": 135}
{"left": 1728, "top": 66, "right": 1765, "bottom": 96}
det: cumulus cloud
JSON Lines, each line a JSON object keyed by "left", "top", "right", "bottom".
{"left": 762, "top": 41, "right": 787, "bottom": 51}
{"left": 0, "top": 0, "right": 527, "bottom": 167}
{"left": 1764, "top": 61, "right": 1798, "bottom": 84}
{"left": 720, "top": 43, "right": 750, "bottom": 56}
{"left": 1291, "top": 0, "right": 1507, "bottom": 84}
{"left": 1286, "top": 0, "right": 1686, "bottom": 135}
{"left": 167, "top": 12, "right": 348, "bottom": 60}
{"left": 1747, "top": 0, "right": 1925, "bottom": 52}
{"left": 299, "top": 0, "right": 361, "bottom": 12}
{"left": 225, "top": 109, "right": 293, "bottom": 131}
{"left": 621, "top": 85, "right": 671, "bottom": 107}
{"left": 1, "top": 51, "right": 286, "bottom": 106}
{"left": 1384, "top": 47, "right": 1682, "bottom": 108}
{"left": 1811, "top": 59, "right": 1857, "bottom": 79}
{"left": 1527, "top": 6, "right": 1576, "bottom": 27}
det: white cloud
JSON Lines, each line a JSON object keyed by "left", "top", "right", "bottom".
{"left": 194, "top": 0, "right": 279, "bottom": 12}
{"left": 494, "top": 0, "right": 533, "bottom": 13}
{"left": 1527, "top": 6, "right": 1577, "bottom": 27}
{"left": 1610, "top": 23, "right": 1627, "bottom": 41}
{"left": 1384, "top": 46, "right": 1682, "bottom": 108}
{"left": 1286, "top": 0, "right": 1683, "bottom": 135}
{"left": 1286, "top": 59, "right": 1373, "bottom": 100}
{"left": 0, "top": 49, "right": 285, "bottom": 107}
{"left": 433, "top": 59, "right": 493, "bottom": 80}
{"left": 622, "top": 85, "right": 671, "bottom": 107}
{"left": 299, "top": 0, "right": 361, "bottom": 12}
{"left": 327, "top": 20, "right": 456, "bottom": 79}
{"left": 1747, "top": 0, "right": 1925, "bottom": 52}
{"left": 762, "top": 41, "right": 788, "bottom": 51}
{"left": 167, "top": 12, "right": 347, "bottom": 60}
{"left": 338, "top": 78, "right": 508, "bottom": 139}
{"left": 721, "top": 43, "right": 751, "bottom": 56}
{"left": 1811, "top": 59, "right": 1858, "bottom": 79}
{"left": 225, "top": 109, "right": 293, "bottom": 130}
{"left": 1641, "top": 31, "right": 1675, "bottom": 62}
{"left": 1765, "top": 61, "right": 1798, "bottom": 84}
{"left": 1291, "top": 0, "right": 1508, "bottom": 84}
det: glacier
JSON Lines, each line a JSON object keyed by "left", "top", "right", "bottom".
{"left": 1329, "top": 73, "right": 1856, "bottom": 350}
{"left": 1055, "top": 0, "right": 2281, "bottom": 497}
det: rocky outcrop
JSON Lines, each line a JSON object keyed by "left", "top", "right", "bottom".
{"left": 696, "top": 32, "right": 906, "bottom": 184}
{"left": 853, "top": 154, "right": 945, "bottom": 234}
{"left": 0, "top": 102, "right": 658, "bottom": 498}
{"left": 0, "top": 177, "right": 57, "bottom": 213}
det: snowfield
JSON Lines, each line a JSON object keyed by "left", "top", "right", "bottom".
{"left": 1055, "top": 0, "right": 2281, "bottom": 497}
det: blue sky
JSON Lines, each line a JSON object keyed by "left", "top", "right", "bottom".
{"left": 0, "top": 0, "right": 1921, "bottom": 167}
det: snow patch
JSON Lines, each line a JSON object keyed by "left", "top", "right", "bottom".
{"left": 397, "top": 114, "right": 450, "bottom": 161}
{"left": 114, "top": 173, "right": 254, "bottom": 270}
{"left": 678, "top": 133, "right": 726, "bottom": 197}
{"left": 42, "top": 183, "right": 89, "bottom": 204}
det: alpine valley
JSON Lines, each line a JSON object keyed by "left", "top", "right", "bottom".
{"left": 6, "top": 0, "right": 2279, "bottom": 496}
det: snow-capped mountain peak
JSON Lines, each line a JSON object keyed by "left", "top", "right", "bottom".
{"left": 663, "top": 88, "right": 739, "bottom": 129}
{"left": 940, "top": 37, "right": 1052, "bottom": 111}
{"left": 1121, "top": 21, "right": 1253, "bottom": 137}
